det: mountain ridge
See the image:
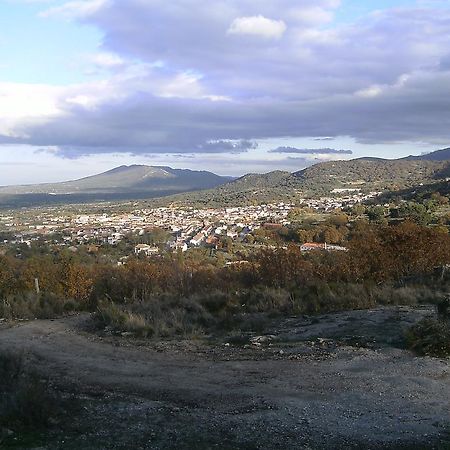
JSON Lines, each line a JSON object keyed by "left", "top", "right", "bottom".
{"left": 0, "top": 165, "right": 233, "bottom": 195}
{"left": 160, "top": 147, "right": 450, "bottom": 207}
{"left": 1, "top": 148, "right": 449, "bottom": 208}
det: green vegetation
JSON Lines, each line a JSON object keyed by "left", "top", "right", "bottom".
{"left": 164, "top": 154, "right": 450, "bottom": 207}
{"left": 161, "top": 170, "right": 301, "bottom": 207}
{"left": 406, "top": 318, "right": 450, "bottom": 357}
{"left": 296, "top": 158, "right": 450, "bottom": 196}
{"left": 95, "top": 302, "right": 154, "bottom": 337}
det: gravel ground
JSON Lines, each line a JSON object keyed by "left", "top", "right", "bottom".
{"left": 0, "top": 306, "right": 449, "bottom": 449}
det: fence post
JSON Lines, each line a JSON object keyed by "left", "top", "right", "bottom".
{"left": 34, "top": 278, "right": 40, "bottom": 295}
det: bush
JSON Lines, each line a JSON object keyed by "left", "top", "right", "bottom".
{"left": 0, "top": 352, "right": 62, "bottom": 430}
{"left": 242, "top": 287, "right": 293, "bottom": 314}
{"left": 0, "top": 292, "right": 80, "bottom": 320}
{"left": 405, "top": 318, "right": 450, "bottom": 357}
{"left": 95, "top": 302, "right": 153, "bottom": 337}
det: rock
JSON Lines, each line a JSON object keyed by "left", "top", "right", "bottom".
{"left": 250, "top": 335, "right": 277, "bottom": 345}
{"left": 121, "top": 332, "right": 135, "bottom": 337}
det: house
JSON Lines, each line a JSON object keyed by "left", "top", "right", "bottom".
{"left": 169, "top": 239, "right": 188, "bottom": 252}
{"left": 134, "top": 244, "right": 159, "bottom": 256}
{"left": 300, "top": 242, "right": 347, "bottom": 252}
{"left": 205, "top": 235, "right": 219, "bottom": 248}
{"left": 190, "top": 233, "right": 205, "bottom": 246}
{"left": 263, "top": 223, "right": 283, "bottom": 230}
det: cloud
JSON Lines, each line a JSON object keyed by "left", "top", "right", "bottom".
{"left": 2, "top": 1, "right": 450, "bottom": 159}
{"left": 198, "top": 140, "right": 258, "bottom": 153}
{"left": 288, "top": 6, "right": 334, "bottom": 24}
{"left": 40, "top": 0, "right": 107, "bottom": 18}
{"left": 269, "top": 147, "right": 353, "bottom": 155}
{"left": 227, "top": 15, "right": 287, "bottom": 39}
{"left": 89, "top": 52, "right": 125, "bottom": 68}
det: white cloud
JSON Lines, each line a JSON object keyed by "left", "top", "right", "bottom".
{"left": 227, "top": 15, "right": 287, "bottom": 39}
{"left": 89, "top": 52, "right": 124, "bottom": 68}
{"left": 289, "top": 6, "right": 334, "bottom": 24}
{"left": 356, "top": 85, "right": 383, "bottom": 98}
{"left": 40, "top": 0, "right": 107, "bottom": 18}
{"left": 0, "top": 83, "right": 63, "bottom": 137}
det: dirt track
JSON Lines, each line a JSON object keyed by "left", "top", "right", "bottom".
{"left": 0, "top": 307, "right": 449, "bottom": 449}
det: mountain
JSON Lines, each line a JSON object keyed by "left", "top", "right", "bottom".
{"left": 1, "top": 148, "right": 449, "bottom": 209}
{"left": 0, "top": 165, "right": 232, "bottom": 208}
{"left": 0, "top": 165, "right": 231, "bottom": 195}
{"left": 403, "top": 147, "right": 450, "bottom": 161}
{"left": 163, "top": 148, "right": 450, "bottom": 207}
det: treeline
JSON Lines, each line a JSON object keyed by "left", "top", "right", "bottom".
{"left": 1, "top": 221, "right": 449, "bottom": 333}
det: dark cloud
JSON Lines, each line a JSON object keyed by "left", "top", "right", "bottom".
{"left": 8, "top": 68, "right": 450, "bottom": 156}
{"left": 269, "top": 147, "right": 352, "bottom": 155}
{"left": 3, "top": 2, "right": 450, "bottom": 157}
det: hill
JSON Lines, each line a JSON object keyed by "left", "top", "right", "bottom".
{"left": 159, "top": 171, "right": 302, "bottom": 207}
{"left": 164, "top": 148, "right": 450, "bottom": 206}
{"left": 294, "top": 157, "right": 450, "bottom": 196}
{"left": 1, "top": 148, "right": 449, "bottom": 209}
{"left": 403, "top": 147, "right": 450, "bottom": 161}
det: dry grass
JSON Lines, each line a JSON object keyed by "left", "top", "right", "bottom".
{"left": 95, "top": 302, "right": 153, "bottom": 337}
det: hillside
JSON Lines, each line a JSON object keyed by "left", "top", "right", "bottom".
{"left": 164, "top": 148, "right": 450, "bottom": 206}
{"left": 294, "top": 158, "right": 450, "bottom": 196}
{"left": 160, "top": 171, "right": 303, "bottom": 207}
{"left": 1, "top": 149, "right": 449, "bottom": 209}
{"left": 403, "top": 147, "right": 450, "bottom": 161}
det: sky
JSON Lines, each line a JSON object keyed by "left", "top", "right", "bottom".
{"left": 1, "top": 0, "right": 450, "bottom": 185}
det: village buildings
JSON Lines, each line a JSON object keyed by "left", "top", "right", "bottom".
{"left": 0, "top": 190, "right": 379, "bottom": 256}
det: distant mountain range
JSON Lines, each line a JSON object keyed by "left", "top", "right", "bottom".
{"left": 164, "top": 148, "right": 450, "bottom": 207}
{"left": 0, "top": 148, "right": 449, "bottom": 208}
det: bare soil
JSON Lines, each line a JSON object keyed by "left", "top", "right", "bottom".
{"left": 0, "top": 306, "right": 449, "bottom": 449}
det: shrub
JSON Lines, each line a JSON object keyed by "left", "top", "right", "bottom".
{"left": 0, "top": 352, "right": 62, "bottom": 430}
{"left": 242, "top": 287, "right": 292, "bottom": 314}
{"left": 371, "top": 284, "right": 438, "bottom": 306}
{"left": 95, "top": 302, "right": 153, "bottom": 337}
{"left": 405, "top": 318, "right": 450, "bottom": 357}
{"left": 0, "top": 292, "right": 80, "bottom": 320}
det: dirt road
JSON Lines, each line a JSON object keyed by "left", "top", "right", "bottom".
{"left": 0, "top": 307, "right": 449, "bottom": 449}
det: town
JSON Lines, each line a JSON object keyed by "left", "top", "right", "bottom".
{"left": 0, "top": 190, "right": 379, "bottom": 258}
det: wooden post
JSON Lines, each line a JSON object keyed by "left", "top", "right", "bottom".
{"left": 34, "top": 278, "right": 40, "bottom": 295}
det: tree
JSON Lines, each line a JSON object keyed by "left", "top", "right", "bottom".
{"left": 367, "top": 206, "right": 386, "bottom": 223}
{"left": 398, "top": 202, "right": 432, "bottom": 226}
{"left": 0, "top": 256, "right": 17, "bottom": 297}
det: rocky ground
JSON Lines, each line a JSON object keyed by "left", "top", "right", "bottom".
{"left": 0, "top": 305, "right": 449, "bottom": 449}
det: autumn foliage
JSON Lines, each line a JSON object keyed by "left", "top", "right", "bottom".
{"left": 0, "top": 221, "right": 449, "bottom": 322}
